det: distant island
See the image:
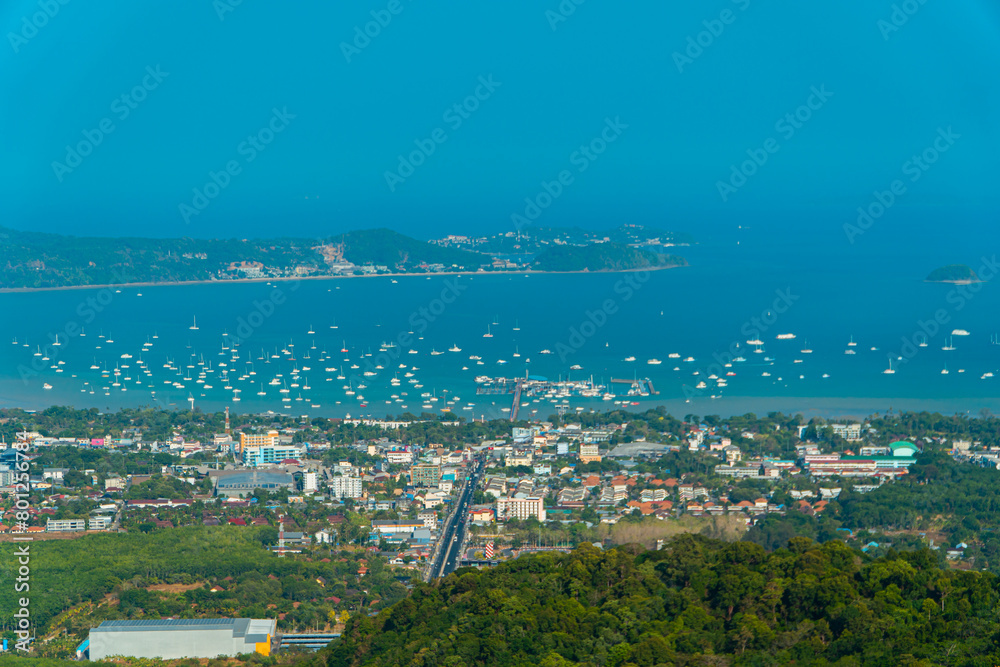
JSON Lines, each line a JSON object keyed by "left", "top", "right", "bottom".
{"left": 925, "top": 264, "right": 981, "bottom": 284}
{"left": 0, "top": 224, "right": 689, "bottom": 290}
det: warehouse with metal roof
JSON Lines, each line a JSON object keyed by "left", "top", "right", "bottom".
{"left": 214, "top": 470, "right": 295, "bottom": 498}
{"left": 88, "top": 618, "right": 276, "bottom": 660}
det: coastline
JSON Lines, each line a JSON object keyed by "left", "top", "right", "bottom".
{"left": 0, "top": 263, "right": 686, "bottom": 294}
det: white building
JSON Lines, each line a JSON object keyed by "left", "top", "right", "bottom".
{"left": 496, "top": 496, "right": 546, "bottom": 522}
{"left": 302, "top": 471, "right": 318, "bottom": 493}
{"left": 386, "top": 450, "right": 413, "bottom": 465}
{"left": 47, "top": 518, "right": 86, "bottom": 532}
{"left": 830, "top": 423, "right": 862, "bottom": 440}
{"left": 330, "top": 475, "right": 363, "bottom": 499}
{"left": 89, "top": 516, "right": 112, "bottom": 531}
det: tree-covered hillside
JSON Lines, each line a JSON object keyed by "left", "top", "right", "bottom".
{"left": 0, "top": 226, "right": 323, "bottom": 288}
{"left": 337, "top": 229, "right": 485, "bottom": 270}
{"left": 323, "top": 537, "right": 1000, "bottom": 666}
{"left": 533, "top": 243, "right": 687, "bottom": 272}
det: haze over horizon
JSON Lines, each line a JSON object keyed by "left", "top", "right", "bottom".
{"left": 3, "top": 1, "right": 999, "bottom": 246}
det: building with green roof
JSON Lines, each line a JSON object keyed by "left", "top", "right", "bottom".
{"left": 889, "top": 440, "right": 918, "bottom": 457}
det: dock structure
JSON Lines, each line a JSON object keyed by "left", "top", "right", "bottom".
{"left": 509, "top": 379, "right": 524, "bottom": 421}
{"left": 609, "top": 377, "right": 657, "bottom": 395}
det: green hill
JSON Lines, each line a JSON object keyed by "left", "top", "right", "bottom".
{"left": 0, "top": 226, "right": 323, "bottom": 289}
{"left": 335, "top": 229, "right": 485, "bottom": 270}
{"left": 532, "top": 242, "right": 687, "bottom": 272}
{"left": 925, "top": 264, "right": 980, "bottom": 283}
{"left": 324, "top": 537, "right": 1000, "bottom": 667}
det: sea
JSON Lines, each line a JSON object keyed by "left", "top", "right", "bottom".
{"left": 2, "top": 223, "right": 999, "bottom": 421}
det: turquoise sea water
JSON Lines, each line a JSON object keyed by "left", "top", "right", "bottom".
{"left": 2, "top": 226, "right": 998, "bottom": 420}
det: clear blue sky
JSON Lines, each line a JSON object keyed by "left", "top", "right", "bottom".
{"left": 2, "top": 0, "right": 999, "bottom": 242}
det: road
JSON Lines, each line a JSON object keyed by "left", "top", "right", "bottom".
{"left": 429, "top": 457, "right": 484, "bottom": 580}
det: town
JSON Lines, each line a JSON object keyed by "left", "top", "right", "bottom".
{"left": 2, "top": 406, "right": 999, "bottom": 658}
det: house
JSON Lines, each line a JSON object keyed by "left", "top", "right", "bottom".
{"left": 469, "top": 507, "right": 495, "bottom": 523}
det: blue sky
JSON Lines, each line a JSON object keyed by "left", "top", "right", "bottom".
{"left": 2, "top": 0, "right": 999, "bottom": 242}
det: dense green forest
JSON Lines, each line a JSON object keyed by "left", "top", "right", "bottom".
{"left": 323, "top": 537, "right": 1000, "bottom": 666}
{"left": 533, "top": 243, "right": 687, "bottom": 273}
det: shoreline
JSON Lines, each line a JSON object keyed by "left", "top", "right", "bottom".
{"left": 0, "top": 264, "right": 686, "bottom": 294}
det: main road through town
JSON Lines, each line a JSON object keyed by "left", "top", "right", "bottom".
{"left": 429, "top": 457, "right": 485, "bottom": 580}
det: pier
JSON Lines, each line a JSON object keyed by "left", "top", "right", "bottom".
{"left": 509, "top": 379, "right": 524, "bottom": 421}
